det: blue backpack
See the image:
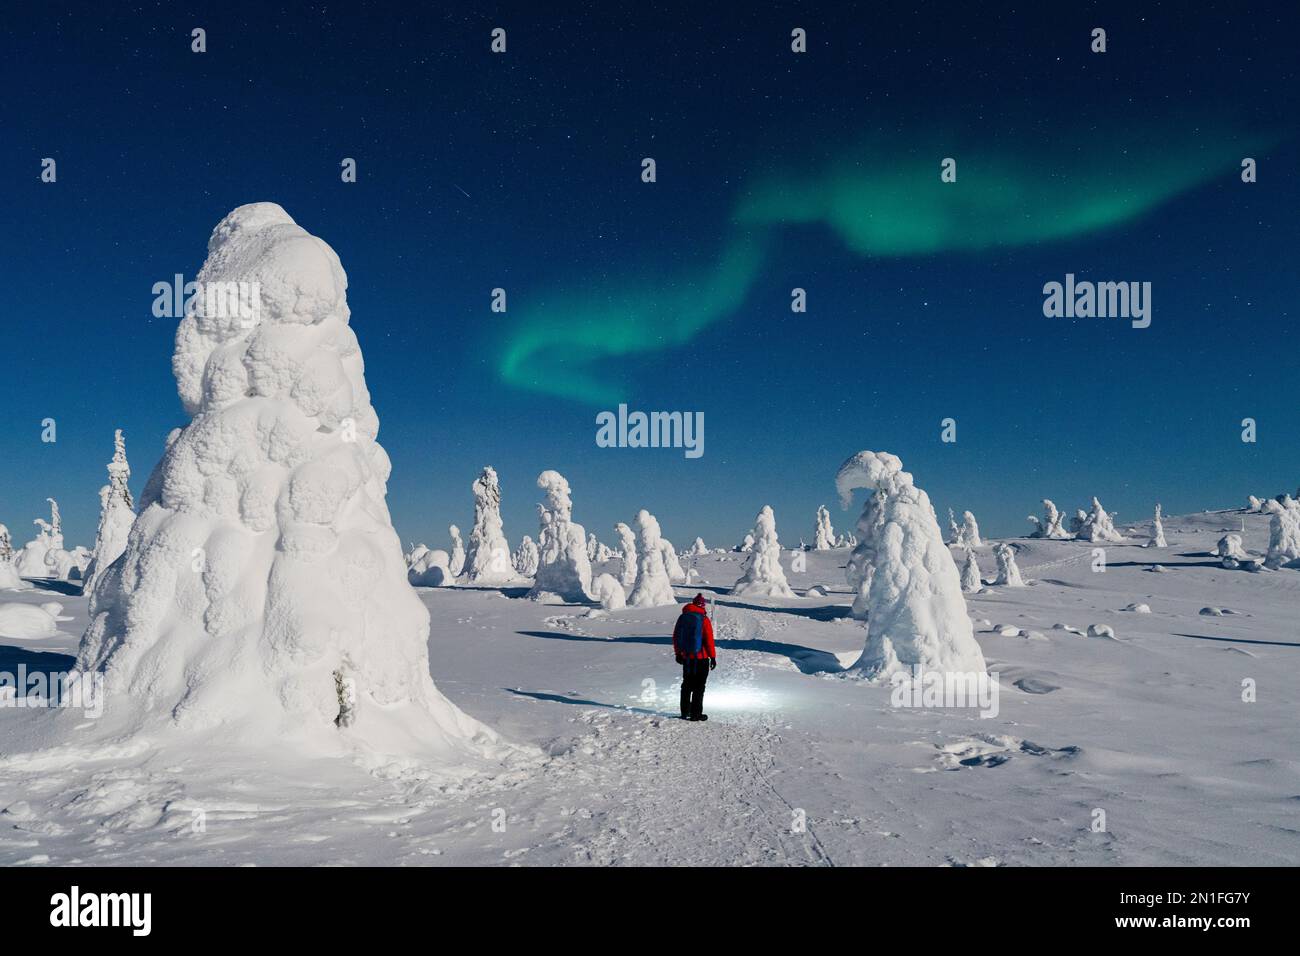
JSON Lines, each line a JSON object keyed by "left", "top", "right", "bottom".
{"left": 674, "top": 609, "right": 705, "bottom": 656}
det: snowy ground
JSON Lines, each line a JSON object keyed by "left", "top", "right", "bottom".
{"left": 1, "top": 509, "right": 1297, "bottom": 866}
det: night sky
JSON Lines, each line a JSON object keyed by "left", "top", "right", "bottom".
{"left": 3, "top": 1, "right": 1298, "bottom": 552}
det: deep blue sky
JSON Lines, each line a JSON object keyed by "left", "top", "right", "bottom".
{"left": 2, "top": 1, "right": 1297, "bottom": 553}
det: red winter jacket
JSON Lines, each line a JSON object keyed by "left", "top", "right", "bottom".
{"left": 672, "top": 601, "right": 716, "bottom": 660}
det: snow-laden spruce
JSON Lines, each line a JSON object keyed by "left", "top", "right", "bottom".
{"left": 586, "top": 532, "right": 599, "bottom": 561}
{"left": 84, "top": 429, "right": 136, "bottom": 599}
{"left": 993, "top": 542, "right": 1025, "bottom": 586}
{"left": 528, "top": 470, "right": 592, "bottom": 602}
{"left": 845, "top": 487, "right": 887, "bottom": 618}
{"left": 813, "top": 505, "right": 836, "bottom": 550}
{"left": 15, "top": 499, "right": 63, "bottom": 578}
{"left": 447, "top": 524, "right": 466, "bottom": 577}
{"left": 688, "top": 536, "right": 709, "bottom": 556}
{"left": 659, "top": 537, "right": 687, "bottom": 583}
{"left": 1028, "top": 499, "right": 1071, "bottom": 539}
{"left": 947, "top": 509, "right": 965, "bottom": 547}
{"left": 74, "top": 203, "right": 502, "bottom": 760}
{"left": 1147, "top": 503, "right": 1168, "bottom": 548}
{"left": 961, "top": 511, "right": 983, "bottom": 547}
{"left": 512, "top": 535, "right": 539, "bottom": 577}
{"left": 960, "top": 548, "right": 983, "bottom": 593}
{"left": 0, "top": 525, "right": 25, "bottom": 590}
{"left": 1264, "top": 497, "right": 1300, "bottom": 569}
{"left": 463, "top": 465, "right": 513, "bottom": 584}
{"left": 835, "top": 451, "right": 986, "bottom": 680}
{"left": 732, "top": 505, "right": 795, "bottom": 598}
{"left": 1077, "top": 497, "right": 1124, "bottom": 543}
{"left": 615, "top": 522, "right": 637, "bottom": 587}
{"left": 628, "top": 509, "right": 676, "bottom": 607}
{"left": 733, "top": 532, "right": 754, "bottom": 552}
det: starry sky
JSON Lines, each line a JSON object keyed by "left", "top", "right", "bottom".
{"left": 2, "top": 1, "right": 1298, "bottom": 553}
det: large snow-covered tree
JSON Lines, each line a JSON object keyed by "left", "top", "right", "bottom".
{"left": 463, "top": 465, "right": 513, "bottom": 584}
{"left": 628, "top": 509, "right": 676, "bottom": 607}
{"left": 835, "top": 451, "right": 986, "bottom": 679}
{"left": 732, "top": 505, "right": 795, "bottom": 598}
{"left": 528, "top": 470, "right": 592, "bottom": 601}
{"left": 74, "top": 203, "right": 502, "bottom": 759}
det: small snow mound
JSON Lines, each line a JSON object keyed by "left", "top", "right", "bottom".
{"left": 1123, "top": 603, "right": 1151, "bottom": 614}
{"left": 996, "top": 625, "right": 1021, "bottom": 637}
{"left": 805, "top": 584, "right": 829, "bottom": 597}
{"left": 0, "top": 602, "right": 62, "bottom": 639}
{"left": 1086, "top": 623, "right": 1117, "bottom": 639}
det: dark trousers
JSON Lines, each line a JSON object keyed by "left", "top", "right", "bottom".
{"left": 680, "top": 658, "right": 710, "bottom": 718}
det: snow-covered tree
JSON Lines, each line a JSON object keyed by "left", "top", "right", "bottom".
{"left": 688, "top": 537, "right": 709, "bottom": 556}
{"left": 732, "top": 505, "right": 795, "bottom": 598}
{"left": 447, "top": 525, "right": 466, "bottom": 577}
{"left": 0, "top": 524, "right": 28, "bottom": 590}
{"left": 528, "top": 470, "right": 592, "bottom": 602}
{"left": 15, "top": 499, "right": 64, "bottom": 578}
{"left": 586, "top": 532, "right": 599, "bottom": 561}
{"left": 84, "top": 429, "right": 136, "bottom": 599}
{"left": 1077, "top": 497, "right": 1124, "bottom": 543}
{"left": 512, "top": 535, "right": 539, "bottom": 577}
{"left": 1028, "top": 499, "right": 1070, "bottom": 539}
{"left": 1146, "top": 503, "right": 1168, "bottom": 548}
{"left": 961, "top": 510, "right": 983, "bottom": 547}
{"left": 733, "top": 532, "right": 754, "bottom": 553}
{"left": 409, "top": 547, "right": 451, "bottom": 586}
{"left": 1247, "top": 495, "right": 1264, "bottom": 513}
{"left": 75, "top": 203, "right": 499, "bottom": 756}
{"left": 835, "top": 451, "right": 985, "bottom": 679}
{"left": 946, "top": 508, "right": 965, "bottom": 547}
{"left": 960, "top": 548, "right": 982, "bottom": 593}
{"left": 993, "top": 542, "right": 1025, "bottom": 586}
{"left": 813, "top": 505, "right": 835, "bottom": 550}
{"left": 659, "top": 538, "right": 687, "bottom": 583}
{"left": 615, "top": 522, "right": 637, "bottom": 587}
{"left": 589, "top": 573, "right": 626, "bottom": 610}
{"left": 1217, "top": 533, "right": 1248, "bottom": 569}
{"left": 1264, "top": 497, "right": 1300, "bottom": 569}
{"left": 463, "top": 465, "right": 513, "bottom": 584}
{"left": 628, "top": 509, "right": 676, "bottom": 607}
{"left": 844, "top": 488, "right": 887, "bottom": 618}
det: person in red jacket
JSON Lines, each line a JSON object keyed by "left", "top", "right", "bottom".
{"left": 672, "top": 593, "right": 716, "bottom": 721}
